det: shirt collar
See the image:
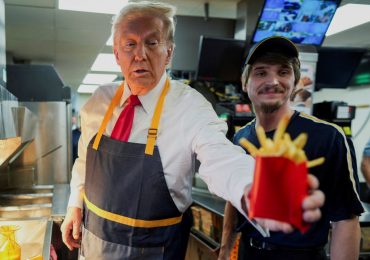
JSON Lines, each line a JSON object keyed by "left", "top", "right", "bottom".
{"left": 119, "top": 72, "right": 168, "bottom": 115}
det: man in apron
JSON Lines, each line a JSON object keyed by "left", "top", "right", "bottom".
{"left": 61, "top": 2, "right": 325, "bottom": 259}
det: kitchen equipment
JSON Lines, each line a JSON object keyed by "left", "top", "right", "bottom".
{"left": 0, "top": 225, "right": 21, "bottom": 260}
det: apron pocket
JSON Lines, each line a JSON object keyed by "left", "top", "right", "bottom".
{"left": 81, "top": 226, "right": 164, "bottom": 260}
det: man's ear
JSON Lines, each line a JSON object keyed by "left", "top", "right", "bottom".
{"left": 241, "top": 76, "right": 248, "bottom": 93}
{"left": 242, "top": 83, "right": 248, "bottom": 93}
{"left": 113, "top": 46, "right": 120, "bottom": 65}
{"left": 165, "top": 44, "right": 174, "bottom": 65}
{"left": 241, "top": 71, "right": 249, "bottom": 93}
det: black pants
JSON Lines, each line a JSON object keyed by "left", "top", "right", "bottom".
{"left": 164, "top": 208, "right": 193, "bottom": 260}
{"left": 238, "top": 237, "right": 328, "bottom": 260}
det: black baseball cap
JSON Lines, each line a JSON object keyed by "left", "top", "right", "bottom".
{"left": 245, "top": 36, "right": 299, "bottom": 65}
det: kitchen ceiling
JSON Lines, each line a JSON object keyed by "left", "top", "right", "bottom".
{"left": 4, "top": 0, "right": 370, "bottom": 94}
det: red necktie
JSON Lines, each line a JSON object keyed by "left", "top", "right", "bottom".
{"left": 111, "top": 95, "right": 141, "bottom": 142}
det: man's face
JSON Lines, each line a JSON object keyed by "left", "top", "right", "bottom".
{"left": 243, "top": 62, "right": 295, "bottom": 114}
{"left": 114, "top": 15, "right": 173, "bottom": 95}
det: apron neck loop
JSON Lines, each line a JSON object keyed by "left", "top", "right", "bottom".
{"left": 92, "top": 78, "right": 170, "bottom": 156}
{"left": 93, "top": 83, "right": 124, "bottom": 150}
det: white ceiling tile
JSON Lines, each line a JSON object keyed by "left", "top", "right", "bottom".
{"left": 5, "top": 5, "right": 55, "bottom": 26}
{"left": 6, "top": 38, "right": 55, "bottom": 60}
{"left": 6, "top": 24, "right": 55, "bottom": 41}
{"left": 55, "top": 9, "right": 113, "bottom": 29}
{"left": 5, "top": 0, "right": 55, "bottom": 8}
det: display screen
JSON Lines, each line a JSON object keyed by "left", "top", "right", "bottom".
{"left": 349, "top": 52, "right": 370, "bottom": 86}
{"left": 252, "top": 0, "right": 341, "bottom": 45}
{"left": 315, "top": 47, "right": 366, "bottom": 90}
{"left": 196, "top": 36, "right": 247, "bottom": 83}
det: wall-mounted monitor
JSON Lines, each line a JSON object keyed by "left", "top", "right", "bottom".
{"left": 196, "top": 36, "right": 248, "bottom": 83}
{"left": 252, "top": 0, "right": 341, "bottom": 45}
{"left": 349, "top": 52, "right": 370, "bottom": 87}
{"left": 315, "top": 47, "right": 367, "bottom": 90}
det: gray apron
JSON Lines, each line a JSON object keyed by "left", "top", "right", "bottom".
{"left": 80, "top": 79, "right": 192, "bottom": 259}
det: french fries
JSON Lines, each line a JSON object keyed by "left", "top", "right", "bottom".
{"left": 239, "top": 114, "right": 324, "bottom": 168}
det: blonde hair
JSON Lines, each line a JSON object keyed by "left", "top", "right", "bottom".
{"left": 111, "top": 1, "right": 176, "bottom": 47}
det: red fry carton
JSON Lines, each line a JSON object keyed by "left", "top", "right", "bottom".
{"left": 248, "top": 156, "right": 310, "bottom": 233}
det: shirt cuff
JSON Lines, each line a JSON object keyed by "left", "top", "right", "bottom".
{"left": 67, "top": 188, "right": 84, "bottom": 209}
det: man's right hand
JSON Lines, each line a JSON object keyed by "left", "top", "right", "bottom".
{"left": 61, "top": 207, "right": 82, "bottom": 251}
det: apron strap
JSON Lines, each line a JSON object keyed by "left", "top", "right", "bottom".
{"left": 145, "top": 78, "right": 170, "bottom": 155}
{"left": 92, "top": 78, "right": 170, "bottom": 155}
{"left": 83, "top": 192, "right": 182, "bottom": 228}
{"left": 93, "top": 83, "right": 124, "bottom": 150}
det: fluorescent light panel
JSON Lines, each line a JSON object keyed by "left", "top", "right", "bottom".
{"left": 91, "top": 53, "right": 120, "bottom": 72}
{"left": 77, "top": 84, "right": 99, "bottom": 94}
{"left": 326, "top": 4, "right": 370, "bottom": 36}
{"left": 83, "top": 73, "right": 117, "bottom": 85}
{"left": 58, "top": 0, "right": 128, "bottom": 14}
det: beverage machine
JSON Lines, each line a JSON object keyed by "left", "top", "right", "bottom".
{"left": 313, "top": 101, "right": 356, "bottom": 137}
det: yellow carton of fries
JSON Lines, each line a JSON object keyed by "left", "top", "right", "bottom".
{"left": 240, "top": 115, "right": 324, "bottom": 233}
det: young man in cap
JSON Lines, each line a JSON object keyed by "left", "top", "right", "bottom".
{"left": 219, "top": 36, "right": 363, "bottom": 260}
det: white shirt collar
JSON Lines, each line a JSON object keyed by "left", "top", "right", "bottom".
{"left": 120, "top": 72, "right": 167, "bottom": 115}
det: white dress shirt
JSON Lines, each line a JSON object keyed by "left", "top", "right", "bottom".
{"left": 68, "top": 72, "right": 255, "bottom": 221}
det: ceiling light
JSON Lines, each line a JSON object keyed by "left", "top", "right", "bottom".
{"left": 58, "top": 0, "right": 128, "bottom": 14}
{"left": 77, "top": 84, "right": 100, "bottom": 94}
{"left": 91, "top": 53, "right": 120, "bottom": 72}
{"left": 82, "top": 73, "right": 117, "bottom": 85}
{"left": 326, "top": 4, "right": 370, "bottom": 36}
{"left": 106, "top": 35, "right": 113, "bottom": 46}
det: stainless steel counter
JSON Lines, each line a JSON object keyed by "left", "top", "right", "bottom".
{"left": 192, "top": 188, "right": 225, "bottom": 217}
{"left": 51, "top": 184, "right": 70, "bottom": 219}
{"left": 43, "top": 219, "right": 53, "bottom": 259}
